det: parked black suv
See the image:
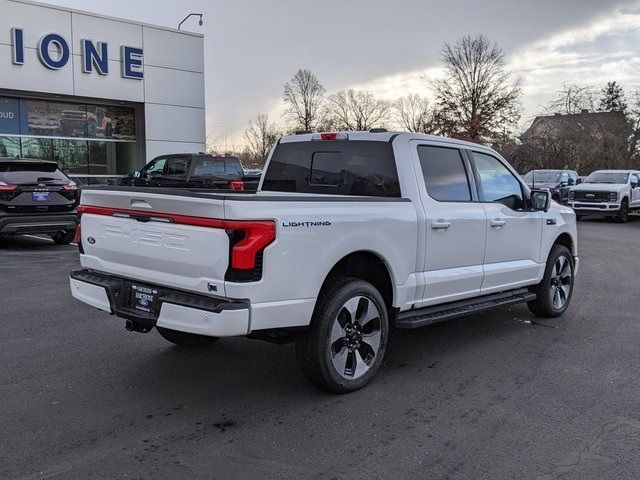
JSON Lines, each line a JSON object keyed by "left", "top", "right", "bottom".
{"left": 0, "top": 159, "right": 79, "bottom": 244}
{"left": 119, "top": 153, "right": 259, "bottom": 191}
{"left": 523, "top": 169, "right": 580, "bottom": 203}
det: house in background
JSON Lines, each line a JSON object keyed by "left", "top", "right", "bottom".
{"left": 518, "top": 110, "right": 632, "bottom": 172}
{"left": 522, "top": 110, "right": 630, "bottom": 143}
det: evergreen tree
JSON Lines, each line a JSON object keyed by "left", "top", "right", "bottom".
{"left": 599, "top": 81, "right": 627, "bottom": 112}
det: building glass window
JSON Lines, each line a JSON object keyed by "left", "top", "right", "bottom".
{"left": 21, "top": 138, "right": 54, "bottom": 160}
{"left": 0, "top": 136, "right": 21, "bottom": 157}
{"left": 0, "top": 94, "right": 141, "bottom": 178}
{"left": 53, "top": 139, "right": 89, "bottom": 174}
{"left": 28, "top": 100, "right": 86, "bottom": 137}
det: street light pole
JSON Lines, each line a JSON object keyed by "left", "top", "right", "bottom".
{"left": 178, "top": 13, "right": 203, "bottom": 30}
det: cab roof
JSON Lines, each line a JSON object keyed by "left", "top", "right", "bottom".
{"left": 278, "top": 131, "right": 496, "bottom": 153}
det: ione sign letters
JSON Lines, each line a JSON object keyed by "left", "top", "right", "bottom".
{"left": 10, "top": 28, "right": 144, "bottom": 80}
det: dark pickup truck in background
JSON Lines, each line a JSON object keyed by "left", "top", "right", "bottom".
{"left": 523, "top": 169, "right": 580, "bottom": 203}
{"left": 119, "top": 153, "right": 260, "bottom": 191}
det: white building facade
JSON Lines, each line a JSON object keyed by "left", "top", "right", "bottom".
{"left": 0, "top": 0, "right": 205, "bottom": 180}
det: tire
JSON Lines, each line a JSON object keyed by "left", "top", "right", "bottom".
{"left": 295, "top": 277, "right": 389, "bottom": 393}
{"left": 156, "top": 327, "right": 219, "bottom": 348}
{"left": 527, "top": 245, "right": 575, "bottom": 318}
{"left": 51, "top": 229, "right": 76, "bottom": 245}
{"left": 615, "top": 199, "right": 629, "bottom": 223}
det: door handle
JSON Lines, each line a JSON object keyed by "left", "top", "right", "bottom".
{"left": 490, "top": 218, "right": 506, "bottom": 228}
{"left": 431, "top": 220, "right": 451, "bottom": 230}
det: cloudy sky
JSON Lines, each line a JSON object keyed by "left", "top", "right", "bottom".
{"left": 40, "top": 0, "right": 640, "bottom": 148}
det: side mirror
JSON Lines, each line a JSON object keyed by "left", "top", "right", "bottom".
{"left": 133, "top": 171, "right": 141, "bottom": 178}
{"left": 531, "top": 189, "right": 551, "bottom": 212}
{"left": 631, "top": 181, "right": 639, "bottom": 189}
{"left": 576, "top": 178, "right": 582, "bottom": 185}
{"left": 567, "top": 178, "right": 575, "bottom": 186}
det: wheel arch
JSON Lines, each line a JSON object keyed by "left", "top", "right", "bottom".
{"left": 552, "top": 232, "right": 576, "bottom": 256}
{"left": 316, "top": 250, "right": 396, "bottom": 317}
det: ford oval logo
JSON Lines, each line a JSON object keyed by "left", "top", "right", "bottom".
{"left": 585, "top": 194, "right": 595, "bottom": 198}
{"left": 87, "top": 236, "right": 96, "bottom": 244}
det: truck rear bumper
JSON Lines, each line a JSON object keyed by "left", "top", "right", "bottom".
{"left": 70, "top": 269, "right": 250, "bottom": 337}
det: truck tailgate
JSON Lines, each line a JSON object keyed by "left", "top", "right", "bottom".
{"left": 78, "top": 188, "right": 230, "bottom": 296}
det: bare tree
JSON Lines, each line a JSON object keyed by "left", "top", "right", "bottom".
{"left": 244, "top": 114, "right": 281, "bottom": 166}
{"left": 283, "top": 69, "right": 326, "bottom": 132}
{"left": 326, "top": 89, "right": 390, "bottom": 131}
{"left": 427, "top": 34, "right": 522, "bottom": 143}
{"left": 546, "top": 82, "right": 597, "bottom": 114}
{"left": 393, "top": 94, "right": 438, "bottom": 133}
{"left": 205, "top": 134, "right": 225, "bottom": 154}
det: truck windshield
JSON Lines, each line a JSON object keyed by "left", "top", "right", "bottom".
{"left": 262, "top": 141, "right": 400, "bottom": 197}
{"left": 584, "top": 172, "right": 629, "bottom": 184}
{"left": 524, "top": 170, "right": 561, "bottom": 183}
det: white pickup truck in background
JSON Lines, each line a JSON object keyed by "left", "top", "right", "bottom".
{"left": 70, "top": 131, "right": 579, "bottom": 393}
{"left": 569, "top": 169, "right": 640, "bottom": 222}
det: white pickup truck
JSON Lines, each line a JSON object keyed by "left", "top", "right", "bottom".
{"left": 70, "top": 131, "right": 579, "bottom": 393}
{"left": 569, "top": 169, "right": 640, "bottom": 222}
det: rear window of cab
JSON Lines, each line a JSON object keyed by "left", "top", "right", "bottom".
{"left": 261, "top": 141, "right": 400, "bottom": 197}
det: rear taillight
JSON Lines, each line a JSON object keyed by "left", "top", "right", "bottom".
{"left": 225, "top": 220, "right": 275, "bottom": 270}
{"left": 0, "top": 182, "right": 18, "bottom": 201}
{"left": 61, "top": 182, "right": 79, "bottom": 202}
{"left": 230, "top": 180, "right": 245, "bottom": 191}
{"left": 0, "top": 182, "right": 17, "bottom": 191}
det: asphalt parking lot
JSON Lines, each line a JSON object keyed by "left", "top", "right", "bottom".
{"left": 2, "top": 219, "right": 640, "bottom": 480}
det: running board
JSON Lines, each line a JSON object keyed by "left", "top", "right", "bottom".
{"left": 396, "top": 288, "right": 537, "bottom": 329}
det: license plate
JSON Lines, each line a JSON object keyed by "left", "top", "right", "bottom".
{"left": 130, "top": 284, "right": 159, "bottom": 313}
{"left": 32, "top": 192, "right": 50, "bottom": 202}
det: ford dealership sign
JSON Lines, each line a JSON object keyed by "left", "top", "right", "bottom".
{"left": 10, "top": 28, "right": 144, "bottom": 80}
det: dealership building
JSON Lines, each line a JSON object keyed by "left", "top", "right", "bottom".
{"left": 0, "top": 0, "right": 205, "bottom": 180}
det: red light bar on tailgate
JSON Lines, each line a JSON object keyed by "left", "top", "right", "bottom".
{"left": 77, "top": 205, "right": 275, "bottom": 270}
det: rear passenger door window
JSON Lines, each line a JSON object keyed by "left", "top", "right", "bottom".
{"left": 164, "top": 156, "right": 189, "bottom": 176}
{"left": 150, "top": 155, "right": 189, "bottom": 187}
{"left": 417, "top": 146, "right": 472, "bottom": 202}
{"left": 472, "top": 152, "right": 524, "bottom": 211}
